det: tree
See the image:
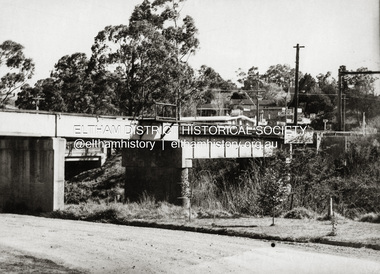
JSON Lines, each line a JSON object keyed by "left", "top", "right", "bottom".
{"left": 186, "top": 65, "right": 236, "bottom": 115}
{"left": 296, "top": 74, "right": 334, "bottom": 129}
{"left": 50, "top": 53, "right": 93, "bottom": 113}
{"left": 17, "top": 1, "right": 200, "bottom": 116}
{"left": 346, "top": 67, "right": 378, "bottom": 95}
{"left": 344, "top": 67, "right": 380, "bottom": 125}
{"left": 196, "top": 65, "right": 234, "bottom": 91}
{"left": 264, "top": 64, "right": 300, "bottom": 90}
{"left": 17, "top": 53, "right": 119, "bottom": 115}
{"left": 236, "top": 66, "right": 288, "bottom": 105}
{"left": 316, "top": 71, "right": 337, "bottom": 106}
{"left": 0, "top": 40, "right": 35, "bottom": 107}
{"left": 90, "top": 0, "right": 199, "bottom": 117}
{"left": 236, "top": 66, "right": 261, "bottom": 90}
{"left": 258, "top": 165, "right": 289, "bottom": 225}
{"left": 16, "top": 78, "right": 66, "bottom": 111}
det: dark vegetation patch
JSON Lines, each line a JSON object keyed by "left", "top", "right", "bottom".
{"left": 283, "top": 207, "right": 316, "bottom": 219}
{"left": 65, "top": 153, "right": 125, "bottom": 204}
{"left": 359, "top": 213, "right": 380, "bottom": 223}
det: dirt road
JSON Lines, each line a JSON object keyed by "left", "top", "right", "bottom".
{"left": 0, "top": 214, "right": 379, "bottom": 273}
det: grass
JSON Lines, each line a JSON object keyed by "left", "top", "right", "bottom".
{"left": 48, "top": 201, "right": 186, "bottom": 221}
{"left": 190, "top": 216, "right": 380, "bottom": 248}
{"left": 44, "top": 201, "right": 380, "bottom": 251}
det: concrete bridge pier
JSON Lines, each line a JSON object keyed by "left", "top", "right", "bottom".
{"left": 122, "top": 140, "right": 192, "bottom": 206}
{"left": 0, "top": 137, "right": 66, "bottom": 212}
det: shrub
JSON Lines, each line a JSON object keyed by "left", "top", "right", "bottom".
{"left": 317, "top": 212, "right": 345, "bottom": 221}
{"left": 359, "top": 212, "right": 380, "bottom": 223}
{"left": 343, "top": 208, "right": 364, "bottom": 220}
{"left": 190, "top": 170, "right": 221, "bottom": 210}
{"left": 64, "top": 154, "right": 125, "bottom": 204}
{"left": 283, "top": 207, "right": 316, "bottom": 219}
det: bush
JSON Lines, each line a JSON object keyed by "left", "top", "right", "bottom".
{"left": 190, "top": 170, "right": 222, "bottom": 210}
{"left": 343, "top": 208, "right": 364, "bottom": 220}
{"left": 283, "top": 207, "right": 316, "bottom": 219}
{"left": 359, "top": 212, "right": 380, "bottom": 223}
{"left": 317, "top": 212, "right": 345, "bottom": 221}
{"left": 64, "top": 154, "right": 125, "bottom": 204}
{"left": 190, "top": 159, "right": 262, "bottom": 215}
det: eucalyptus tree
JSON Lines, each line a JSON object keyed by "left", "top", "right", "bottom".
{"left": 16, "top": 78, "right": 66, "bottom": 111}
{"left": 264, "top": 64, "right": 301, "bottom": 90}
{"left": 50, "top": 53, "right": 93, "bottom": 113}
{"left": 0, "top": 40, "right": 35, "bottom": 107}
{"left": 316, "top": 71, "right": 337, "bottom": 105}
{"left": 196, "top": 65, "right": 231, "bottom": 91}
{"left": 90, "top": 0, "right": 199, "bottom": 117}
{"left": 236, "top": 66, "right": 288, "bottom": 104}
{"left": 17, "top": 52, "right": 120, "bottom": 115}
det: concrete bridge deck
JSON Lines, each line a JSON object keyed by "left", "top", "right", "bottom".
{"left": 0, "top": 109, "right": 315, "bottom": 213}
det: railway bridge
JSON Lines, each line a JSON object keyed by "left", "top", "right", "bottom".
{"left": 0, "top": 109, "right": 312, "bottom": 212}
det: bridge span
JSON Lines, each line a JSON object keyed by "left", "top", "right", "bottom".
{"left": 0, "top": 109, "right": 312, "bottom": 212}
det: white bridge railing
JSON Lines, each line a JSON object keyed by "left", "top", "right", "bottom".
{"left": 0, "top": 109, "right": 178, "bottom": 140}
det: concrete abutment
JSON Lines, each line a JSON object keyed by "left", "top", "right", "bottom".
{"left": 122, "top": 141, "right": 192, "bottom": 206}
{"left": 0, "top": 137, "right": 65, "bottom": 213}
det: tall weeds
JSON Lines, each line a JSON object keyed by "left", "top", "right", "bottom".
{"left": 190, "top": 135, "right": 380, "bottom": 218}
{"left": 190, "top": 159, "right": 278, "bottom": 215}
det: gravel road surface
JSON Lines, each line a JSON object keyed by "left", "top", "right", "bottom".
{"left": 0, "top": 214, "right": 379, "bottom": 273}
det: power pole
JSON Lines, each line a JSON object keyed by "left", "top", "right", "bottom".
{"left": 32, "top": 96, "right": 44, "bottom": 111}
{"left": 293, "top": 44, "right": 304, "bottom": 125}
{"left": 337, "top": 65, "right": 346, "bottom": 131}
{"left": 342, "top": 94, "right": 346, "bottom": 131}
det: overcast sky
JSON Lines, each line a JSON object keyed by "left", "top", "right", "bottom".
{"left": 1, "top": 0, "right": 379, "bottom": 91}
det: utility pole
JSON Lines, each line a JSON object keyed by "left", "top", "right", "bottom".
{"left": 32, "top": 96, "right": 44, "bottom": 111}
{"left": 293, "top": 44, "right": 304, "bottom": 125}
{"left": 342, "top": 94, "right": 346, "bottom": 131}
{"left": 285, "top": 81, "right": 291, "bottom": 125}
{"left": 337, "top": 65, "right": 345, "bottom": 131}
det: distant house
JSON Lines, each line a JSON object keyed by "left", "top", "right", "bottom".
{"left": 230, "top": 95, "right": 284, "bottom": 125}
{"left": 196, "top": 89, "right": 231, "bottom": 116}
{"left": 230, "top": 98, "right": 257, "bottom": 117}
{"left": 258, "top": 100, "right": 283, "bottom": 123}
{"left": 196, "top": 89, "right": 312, "bottom": 126}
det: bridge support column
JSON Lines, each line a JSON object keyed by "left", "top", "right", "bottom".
{"left": 122, "top": 140, "right": 192, "bottom": 206}
{"left": 0, "top": 137, "right": 65, "bottom": 213}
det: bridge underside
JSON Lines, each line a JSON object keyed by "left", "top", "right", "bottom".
{"left": 121, "top": 138, "right": 277, "bottom": 205}
{"left": 122, "top": 141, "right": 191, "bottom": 205}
